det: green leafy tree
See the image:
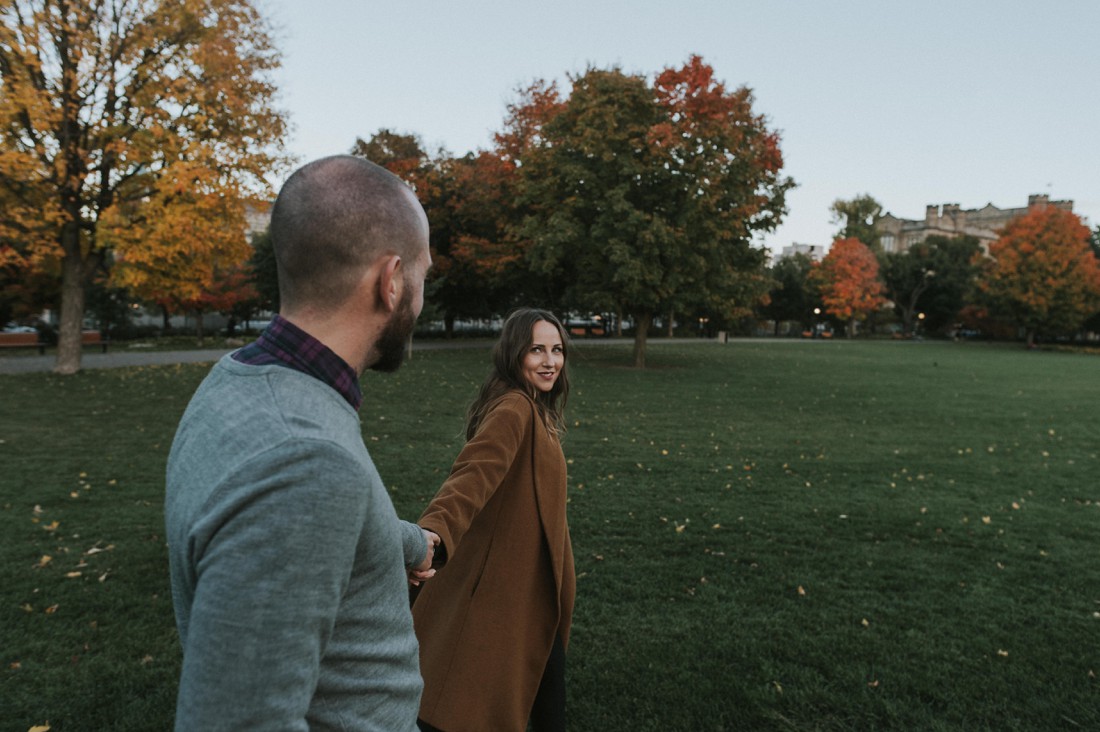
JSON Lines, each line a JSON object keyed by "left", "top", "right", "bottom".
{"left": 760, "top": 253, "right": 818, "bottom": 334}
{"left": 518, "top": 57, "right": 792, "bottom": 367}
{"left": 830, "top": 194, "right": 883, "bottom": 251}
{"left": 881, "top": 247, "right": 936, "bottom": 335}
{"left": 916, "top": 235, "right": 982, "bottom": 333}
{"left": 247, "top": 228, "right": 279, "bottom": 315}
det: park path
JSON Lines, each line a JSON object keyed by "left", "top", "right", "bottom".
{"left": 0, "top": 336, "right": 814, "bottom": 375}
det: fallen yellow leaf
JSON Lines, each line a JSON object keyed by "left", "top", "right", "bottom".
{"left": 45, "top": 604, "right": 59, "bottom": 615}
{"left": 797, "top": 585, "right": 807, "bottom": 597}
{"left": 34, "top": 555, "right": 52, "bottom": 569}
{"left": 28, "top": 725, "right": 51, "bottom": 732}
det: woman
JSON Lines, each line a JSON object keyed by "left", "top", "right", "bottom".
{"left": 414, "top": 308, "right": 576, "bottom": 732}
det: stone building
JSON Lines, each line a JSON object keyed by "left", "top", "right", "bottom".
{"left": 875, "top": 194, "right": 1074, "bottom": 253}
{"left": 776, "top": 242, "right": 829, "bottom": 262}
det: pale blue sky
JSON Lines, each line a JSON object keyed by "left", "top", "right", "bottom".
{"left": 260, "top": 0, "right": 1100, "bottom": 253}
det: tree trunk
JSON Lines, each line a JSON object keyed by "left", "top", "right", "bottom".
{"left": 445, "top": 313, "right": 455, "bottom": 339}
{"left": 195, "top": 311, "right": 205, "bottom": 345}
{"left": 616, "top": 307, "right": 623, "bottom": 337}
{"left": 667, "top": 308, "right": 674, "bottom": 338}
{"left": 161, "top": 304, "right": 171, "bottom": 332}
{"left": 633, "top": 312, "right": 652, "bottom": 368}
{"left": 847, "top": 318, "right": 857, "bottom": 339}
{"left": 55, "top": 250, "right": 87, "bottom": 375}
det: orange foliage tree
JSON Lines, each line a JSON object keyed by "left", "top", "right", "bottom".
{"left": 418, "top": 150, "right": 529, "bottom": 335}
{"left": 0, "top": 0, "right": 286, "bottom": 373}
{"left": 809, "top": 237, "right": 886, "bottom": 337}
{"left": 982, "top": 206, "right": 1100, "bottom": 346}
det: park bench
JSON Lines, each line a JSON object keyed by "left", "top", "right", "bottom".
{"left": 0, "top": 331, "right": 45, "bottom": 354}
{"left": 0, "top": 330, "right": 109, "bottom": 354}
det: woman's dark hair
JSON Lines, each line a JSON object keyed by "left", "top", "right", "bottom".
{"left": 465, "top": 308, "right": 571, "bottom": 440}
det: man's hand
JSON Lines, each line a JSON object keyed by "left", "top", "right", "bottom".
{"left": 408, "top": 529, "right": 440, "bottom": 586}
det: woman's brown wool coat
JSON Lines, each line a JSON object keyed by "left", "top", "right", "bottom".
{"left": 413, "top": 390, "right": 575, "bottom": 732}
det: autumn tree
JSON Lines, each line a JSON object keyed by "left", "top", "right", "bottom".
{"left": 351, "top": 129, "right": 430, "bottom": 184}
{"left": 0, "top": 0, "right": 286, "bottom": 373}
{"left": 1086, "top": 226, "right": 1100, "bottom": 334}
{"left": 518, "top": 57, "right": 791, "bottom": 367}
{"left": 809, "top": 237, "right": 886, "bottom": 337}
{"left": 830, "top": 194, "right": 883, "bottom": 251}
{"left": 352, "top": 127, "right": 537, "bottom": 335}
{"left": 419, "top": 150, "right": 530, "bottom": 335}
{"left": 982, "top": 207, "right": 1100, "bottom": 346}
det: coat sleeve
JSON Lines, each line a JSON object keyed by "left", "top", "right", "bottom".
{"left": 419, "top": 395, "right": 530, "bottom": 560}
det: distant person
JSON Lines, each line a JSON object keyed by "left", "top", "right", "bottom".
{"left": 165, "top": 155, "right": 440, "bottom": 730}
{"left": 413, "top": 308, "right": 576, "bottom": 732}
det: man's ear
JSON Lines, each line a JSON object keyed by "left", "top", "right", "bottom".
{"left": 376, "top": 254, "right": 403, "bottom": 312}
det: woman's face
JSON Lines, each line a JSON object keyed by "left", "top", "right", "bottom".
{"left": 520, "top": 320, "right": 565, "bottom": 393}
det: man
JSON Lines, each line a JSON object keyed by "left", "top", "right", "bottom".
{"left": 166, "top": 155, "right": 439, "bottom": 730}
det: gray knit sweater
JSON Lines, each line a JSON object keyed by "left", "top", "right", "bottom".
{"left": 166, "top": 356, "right": 426, "bottom": 731}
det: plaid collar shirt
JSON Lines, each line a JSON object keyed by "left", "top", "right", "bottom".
{"left": 232, "top": 315, "right": 362, "bottom": 411}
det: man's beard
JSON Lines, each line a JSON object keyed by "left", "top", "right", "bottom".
{"left": 371, "top": 289, "right": 417, "bottom": 373}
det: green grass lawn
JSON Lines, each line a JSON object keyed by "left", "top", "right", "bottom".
{"left": 2, "top": 341, "right": 1098, "bottom": 731}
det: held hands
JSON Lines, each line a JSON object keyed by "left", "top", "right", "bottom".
{"left": 408, "top": 529, "right": 441, "bottom": 587}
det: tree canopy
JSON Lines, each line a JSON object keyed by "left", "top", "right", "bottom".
{"left": 809, "top": 237, "right": 885, "bottom": 336}
{"left": 830, "top": 194, "right": 883, "bottom": 251}
{"left": 982, "top": 207, "right": 1100, "bottom": 346}
{"left": 761, "top": 253, "right": 818, "bottom": 333}
{"left": 516, "top": 56, "right": 792, "bottom": 366}
{"left": 0, "top": 0, "right": 287, "bottom": 372}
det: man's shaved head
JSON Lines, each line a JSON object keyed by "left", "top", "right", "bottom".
{"left": 270, "top": 155, "right": 428, "bottom": 313}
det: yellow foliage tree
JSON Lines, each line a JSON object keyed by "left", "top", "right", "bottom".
{"left": 0, "top": 0, "right": 287, "bottom": 373}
